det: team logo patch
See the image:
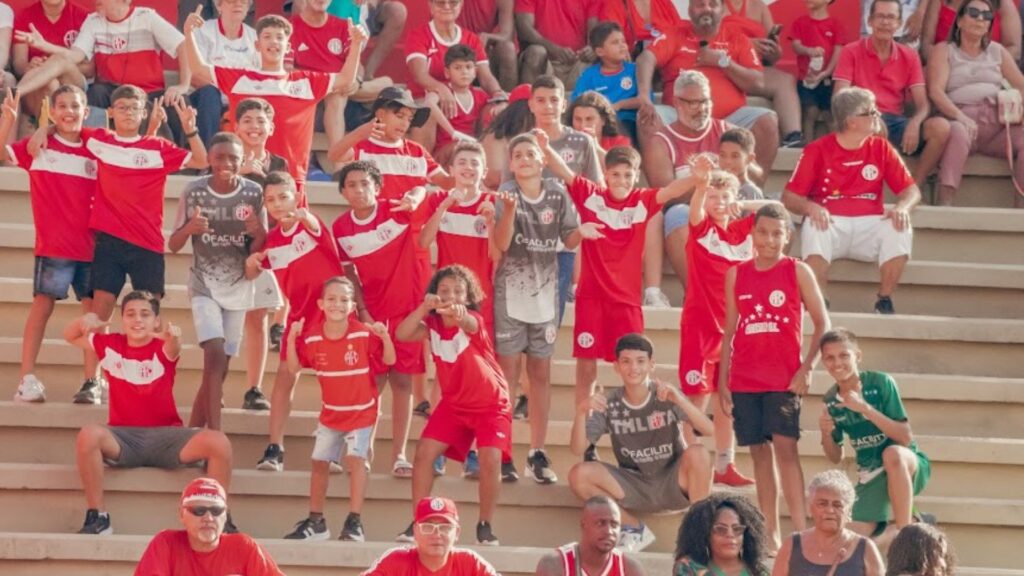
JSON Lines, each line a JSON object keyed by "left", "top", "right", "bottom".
{"left": 769, "top": 290, "right": 786, "bottom": 307}
{"left": 861, "top": 164, "right": 879, "bottom": 181}
{"left": 328, "top": 38, "right": 343, "bottom": 55}
{"left": 560, "top": 149, "right": 576, "bottom": 164}
{"left": 344, "top": 349, "right": 359, "bottom": 366}
{"left": 544, "top": 325, "right": 557, "bottom": 344}
{"left": 473, "top": 216, "right": 487, "bottom": 235}
{"left": 234, "top": 205, "right": 254, "bottom": 220}
{"left": 84, "top": 160, "right": 97, "bottom": 177}
{"left": 288, "top": 82, "right": 304, "bottom": 96}
{"left": 496, "top": 431, "right": 506, "bottom": 439}
{"left": 429, "top": 497, "right": 446, "bottom": 511}
{"left": 376, "top": 227, "right": 395, "bottom": 243}
{"left": 132, "top": 153, "right": 149, "bottom": 167}
{"left": 111, "top": 35, "right": 128, "bottom": 51}
{"left": 620, "top": 77, "right": 634, "bottom": 91}
{"left": 64, "top": 30, "right": 78, "bottom": 47}
{"left": 577, "top": 332, "right": 594, "bottom": 348}
{"left": 685, "top": 370, "right": 703, "bottom": 386}
{"left": 539, "top": 208, "right": 555, "bottom": 225}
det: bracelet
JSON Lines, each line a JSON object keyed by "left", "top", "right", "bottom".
{"left": 185, "top": 130, "right": 199, "bottom": 139}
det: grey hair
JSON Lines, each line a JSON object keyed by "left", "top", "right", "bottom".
{"left": 674, "top": 70, "right": 711, "bottom": 98}
{"left": 807, "top": 470, "right": 856, "bottom": 518}
{"left": 832, "top": 87, "right": 876, "bottom": 133}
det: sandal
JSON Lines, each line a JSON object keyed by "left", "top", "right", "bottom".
{"left": 413, "top": 400, "right": 432, "bottom": 418}
{"left": 392, "top": 456, "right": 413, "bottom": 478}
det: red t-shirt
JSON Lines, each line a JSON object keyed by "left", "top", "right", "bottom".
{"left": 434, "top": 86, "right": 490, "bottom": 152}
{"left": 213, "top": 66, "right": 334, "bottom": 188}
{"left": 654, "top": 120, "right": 730, "bottom": 178}
{"left": 14, "top": 1, "right": 88, "bottom": 61}
{"left": 683, "top": 215, "right": 755, "bottom": 331}
{"left": 785, "top": 133, "right": 914, "bottom": 217}
{"left": 599, "top": 134, "right": 633, "bottom": 152}
{"left": 299, "top": 319, "right": 382, "bottom": 431}
{"left": 73, "top": 7, "right": 183, "bottom": 92}
{"left": 603, "top": 0, "right": 684, "bottom": 45}
{"left": 7, "top": 135, "right": 96, "bottom": 261}
{"left": 261, "top": 218, "right": 344, "bottom": 324}
{"left": 290, "top": 14, "right": 353, "bottom": 74}
{"left": 134, "top": 530, "right": 284, "bottom": 576}
{"left": 567, "top": 177, "right": 660, "bottom": 305}
{"left": 91, "top": 333, "right": 180, "bottom": 428}
{"left": 404, "top": 22, "right": 488, "bottom": 98}
{"left": 333, "top": 203, "right": 424, "bottom": 320}
{"left": 425, "top": 311, "right": 509, "bottom": 413}
{"left": 648, "top": 21, "right": 762, "bottom": 118}
{"left": 515, "top": 0, "right": 601, "bottom": 51}
{"left": 85, "top": 129, "right": 190, "bottom": 254}
{"left": 363, "top": 546, "right": 499, "bottom": 576}
{"left": 789, "top": 15, "right": 845, "bottom": 79}
{"left": 424, "top": 190, "right": 495, "bottom": 312}
{"left": 457, "top": 0, "right": 498, "bottom": 34}
{"left": 832, "top": 38, "right": 925, "bottom": 116}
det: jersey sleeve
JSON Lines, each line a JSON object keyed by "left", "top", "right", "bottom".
{"left": 243, "top": 537, "right": 286, "bottom": 576}
{"left": 557, "top": 187, "right": 581, "bottom": 242}
{"left": 640, "top": 187, "right": 663, "bottom": 215}
{"left": 881, "top": 141, "right": 915, "bottom": 194}
{"left": 404, "top": 25, "right": 430, "bottom": 62}
{"left": 144, "top": 8, "right": 185, "bottom": 56}
{"left": 211, "top": 65, "right": 245, "bottom": 91}
{"left": 567, "top": 175, "right": 599, "bottom": 208}
{"left": 876, "top": 373, "right": 909, "bottom": 423}
{"left": 89, "top": 332, "right": 110, "bottom": 358}
{"left": 570, "top": 67, "right": 597, "bottom": 102}
{"left": 732, "top": 32, "right": 763, "bottom": 70}
{"left": 331, "top": 217, "right": 353, "bottom": 264}
{"left": 784, "top": 144, "right": 822, "bottom": 197}
{"left": 425, "top": 148, "right": 442, "bottom": 177}
{"left": 424, "top": 191, "right": 446, "bottom": 218}
{"left": 648, "top": 34, "right": 681, "bottom": 68}
{"left": 133, "top": 532, "right": 173, "bottom": 576}
{"left": 296, "top": 336, "right": 314, "bottom": 369}
{"left": 905, "top": 48, "right": 925, "bottom": 87}
{"left": 158, "top": 139, "right": 192, "bottom": 173}
{"left": 466, "top": 31, "right": 488, "bottom": 64}
{"left": 832, "top": 42, "right": 855, "bottom": 83}
{"left": 6, "top": 138, "right": 31, "bottom": 169}
{"left": 304, "top": 69, "right": 335, "bottom": 100}
{"left": 72, "top": 14, "right": 99, "bottom": 59}
{"left": 311, "top": 216, "right": 343, "bottom": 261}
{"left": 585, "top": 408, "right": 608, "bottom": 444}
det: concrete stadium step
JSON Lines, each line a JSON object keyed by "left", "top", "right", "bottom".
{"left": 901, "top": 207, "right": 1024, "bottom": 265}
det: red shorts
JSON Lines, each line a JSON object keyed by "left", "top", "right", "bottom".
{"left": 384, "top": 314, "right": 425, "bottom": 375}
{"left": 679, "top": 310, "right": 723, "bottom": 396}
{"left": 573, "top": 297, "right": 644, "bottom": 362}
{"left": 421, "top": 400, "right": 513, "bottom": 463}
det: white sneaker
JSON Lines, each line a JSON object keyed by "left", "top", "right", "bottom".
{"left": 329, "top": 461, "right": 344, "bottom": 474}
{"left": 643, "top": 288, "right": 672, "bottom": 308}
{"left": 14, "top": 375, "right": 46, "bottom": 403}
{"left": 617, "top": 523, "right": 656, "bottom": 552}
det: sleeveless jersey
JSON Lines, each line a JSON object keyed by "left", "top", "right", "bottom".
{"left": 728, "top": 257, "right": 803, "bottom": 393}
{"left": 557, "top": 543, "right": 626, "bottom": 576}
{"left": 653, "top": 120, "right": 729, "bottom": 179}
{"left": 788, "top": 533, "right": 868, "bottom": 576}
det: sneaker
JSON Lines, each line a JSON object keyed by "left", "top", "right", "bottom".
{"left": 269, "top": 323, "right": 284, "bottom": 351}
{"left": 284, "top": 516, "right": 329, "bottom": 540}
{"left": 512, "top": 395, "right": 529, "bottom": 420}
{"left": 643, "top": 288, "right": 672, "bottom": 308}
{"left": 413, "top": 400, "right": 432, "bottom": 418}
{"left": 242, "top": 387, "right": 270, "bottom": 411}
{"left": 72, "top": 378, "right": 103, "bottom": 405}
{"left": 617, "top": 523, "right": 656, "bottom": 552}
{"left": 476, "top": 521, "right": 499, "bottom": 546}
{"left": 433, "top": 455, "right": 447, "bottom": 476}
{"left": 501, "top": 461, "right": 519, "bottom": 482}
{"left": 396, "top": 522, "right": 415, "bottom": 543}
{"left": 339, "top": 513, "right": 365, "bottom": 542}
{"left": 714, "top": 463, "right": 755, "bottom": 487}
{"left": 78, "top": 509, "right": 112, "bottom": 535}
{"left": 257, "top": 444, "right": 284, "bottom": 472}
{"left": 462, "top": 450, "right": 480, "bottom": 479}
{"left": 14, "top": 374, "right": 46, "bottom": 403}
{"left": 329, "top": 461, "right": 344, "bottom": 474}
{"left": 583, "top": 444, "right": 599, "bottom": 462}
{"left": 525, "top": 449, "right": 558, "bottom": 484}
{"left": 781, "top": 131, "right": 805, "bottom": 148}
{"left": 224, "top": 513, "right": 239, "bottom": 534}
{"left": 874, "top": 295, "right": 895, "bottom": 315}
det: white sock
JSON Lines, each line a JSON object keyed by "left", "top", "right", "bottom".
{"left": 715, "top": 449, "right": 735, "bottom": 474}
{"left": 645, "top": 286, "right": 662, "bottom": 295}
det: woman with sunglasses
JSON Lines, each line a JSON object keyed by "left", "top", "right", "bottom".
{"left": 673, "top": 493, "right": 770, "bottom": 576}
{"left": 921, "top": 0, "right": 1021, "bottom": 61}
{"left": 772, "top": 470, "right": 885, "bottom": 576}
{"left": 927, "top": 0, "right": 1024, "bottom": 207}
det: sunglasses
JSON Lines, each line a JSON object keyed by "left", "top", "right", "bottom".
{"left": 186, "top": 505, "right": 227, "bottom": 518}
{"left": 965, "top": 6, "right": 995, "bottom": 20}
{"left": 417, "top": 522, "right": 457, "bottom": 535}
{"left": 712, "top": 523, "right": 748, "bottom": 537}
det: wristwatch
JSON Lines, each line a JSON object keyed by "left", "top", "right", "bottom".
{"left": 718, "top": 52, "right": 732, "bottom": 68}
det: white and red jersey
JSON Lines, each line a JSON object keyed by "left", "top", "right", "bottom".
{"left": 193, "top": 18, "right": 259, "bottom": 69}
{"left": 213, "top": 66, "right": 334, "bottom": 190}
{"left": 14, "top": 1, "right": 88, "bottom": 61}
{"left": 290, "top": 14, "right": 352, "bottom": 73}
{"left": 353, "top": 137, "right": 442, "bottom": 204}
{"left": 654, "top": 120, "right": 730, "bottom": 179}
{"left": 434, "top": 86, "right": 490, "bottom": 152}
{"left": 556, "top": 543, "right": 627, "bottom": 576}
{"left": 728, "top": 257, "right": 804, "bottom": 393}
{"left": 261, "top": 217, "right": 344, "bottom": 324}
{"left": 362, "top": 546, "right": 499, "bottom": 576}
{"left": 568, "top": 176, "right": 661, "bottom": 305}
{"left": 425, "top": 312, "right": 509, "bottom": 413}
{"left": 298, "top": 319, "right": 382, "bottom": 431}
{"left": 424, "top": 190, "right": 494, "bottom": 310}
{"left": 683, "top": 215, "right": 755, "bottom": 331}
{"left": 90, "top": 332, "right": 181, "bottom": 428}
{"left": 73, "top": 7, "right": 183, "bottom": 93}
{"left": 85, "top": 129, "right": 190, "bottom": 254}
{"left": 404, "top": 21, "right": 488, "bottom": 98}
{"left": 332, "top": 203, "right": 424, "bottom": 320}
{"left": 7, "top": 135, "right": 97, "bottom": 261}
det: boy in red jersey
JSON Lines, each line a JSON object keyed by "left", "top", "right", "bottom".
{"left": 64, "top": 291, "right": 233, "bottom": 535}
{"left": 719, "top": 203, "right": 830, "bottom": 551}
{"left": 283, "top": 277, "right": 395, "bottom": 542}
{"left": 789, "top": 0, "right": 844, "bottom": 144}
{"left": 11, "top": 0, "right": 90, "bottom": 120}
{"left": 395, "top": 265, "right": 511, "bottom": 546}
{"left": 246, "top": 171, "right": 345, "bottom": 472}
{"left": 0, "top": 86, "right": 97, "bottom": 404}
{"left": 426, "top": 44, "right": 492, "bottom": 164}
{"left": 332, "top": 160, "right": 428, "bottom": 479}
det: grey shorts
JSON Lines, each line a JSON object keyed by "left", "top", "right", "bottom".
{"left": 603, "top": 459, "right": 691, "bottom": 514}
{"left": 663, "top": 203, "right": 692, "bottom": 238}
{"left": 106, "top": 426, "right": 201, "bottom": 469}
{"left": 725, "top": 105, "right": 775, "bottom": 130}
{"left": 191, "top": 295, "right": 246, "bottom": 357}
{"left": 494, "top": 309, "right": 558, "bottom": 358}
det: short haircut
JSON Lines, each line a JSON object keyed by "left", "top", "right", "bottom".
{"left": 449, "top": 140, "right": 485, "bottom": 165}
{"left": 322, "top": 276, "right": 355, "bottom": 296}
{"left": 531, "top": 74, "right": 565, "bottom": 96}
{"left": 121, "top": 290, "right": 160, "bottom": 315}
{"left": 819, "top": 327, "right": 860, "bottom": 351}
{"left": 264, "top": 171, "right": 296, "bottom": 193}
{"left": 338, "top": 160, "right": 384, "bottom": 191}
{"left": 582, "top": 495, "right": 619, "bottom": 512}
{"left": 444, "top": 43, "right": 477, "bottom": 67}
{"left": 209, "top": 132, "right": 242, "bottom": 150}
{"left": 807, "top": 470, "right": 856, "bottom": 519}
{"left": 235, "top": 97, "right": 275, "bottom": 122}
{"left": 605, "top": 146, "right": 641, "bottom": 171}
{"left": 720, "top": 127, "right": 755, "bottom": 154}
{"left": 256, "top": 14, "right": 292, "bottom": 37}
{"left": 754, "top": 202, "right": 789, "bottom": 225}
{"left": 110, "top": 84, "right": 147, "bottom": 105}
{"left": 869, "top": 0, "right": 903, "bottom": 19}
{"left": 51, "top": 84, "right": 86, "bottom": 105}
{"left": 832, "top": 87, "right": 876, "bottom": 132}
{"left": 508, "top": 132, "right": 540, "bottom": 157}
{"left": 673, "top": 70, "right": 711, "bottom": 97}
{"left": 615, "top": 333, "right": 654, "bottom": 359}
{"left": 588, "top": 21, "right": 623, "bottom": 50}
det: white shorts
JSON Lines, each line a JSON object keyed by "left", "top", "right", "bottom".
{"left": 311, "top": 424, "right": 373, "bottom": 462}
{"left": 251, "top": 270, "right": 283, "bottom": 310}
{"left": 801, "top": 215, "right": 913, "bottom": 264}
{"left": 191, "top": 296, "right": 246, "bottom": 357}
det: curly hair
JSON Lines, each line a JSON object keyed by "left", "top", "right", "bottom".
{"left": 483, "top": 99, "right": 534, "bottom": 140}
{"left": 426, "top": 265, "right": 485, "bottom": 311}
{"left": 674, "top": 493, "right": 769, "bottom": 573}
{"left": 567, "top": 91, "right": 624, "bottom": 139}
{"left": 886, "top": 524, "right": 957, "bottom": 576}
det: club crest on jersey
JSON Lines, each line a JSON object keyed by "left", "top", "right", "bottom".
{"left": 111, "top": 35, "right": 128, "bottom": 51}
{"left": 539, "top": 208, "right": 555, "bottom": 225}
{"left": 344, "top": 349, "right": 359, "bottom": 366}
{"left": 293, "top": 235, "right": 310, "bottom": 252}
{"left": 84, "top": 160, "right": 97, "bottom": 177}
{"left": 132, "top": 153, "right": 150, "bottom": 167}
{"left": 769, "top": 290, "right": 786, "bottom": 307}
{"left": 234, "top": 205, "right": 254, "bottom": 220}
{"left": 64, "top": 30, "right": 79, "bottom": 47}
{"left": 861, "top": 164, "right": 879, "bottom": 181}
{"left": 560, "top": 149, "right": 576, "bottom": 164}
{"left": 376, "top": 227, "right": 395, "bottom": 243}
{"left": 685, "top": 370, "right": 703, "bottom": 386}
{"left": 620, "top": 77, "right": 634, "bottom": 91}
{"left": 577, "top": 332, "right": 594, "bottom": 348}
{"left": 288, "top": 82, "right": 305, "bottom": 96}
{"left": 429, "top": 497, "right": 445, "bottom": 511}
{"left": 328, "top": 38, "right": 344, "bottom": 55}
{"left": 473, "top": 216, "right": 488, "bottom": 235}
{"left": 544, "top": 325, "right": 557, "bottom": 344}
{"left": 648, "top": 411, "right": 666, "bottom": 429}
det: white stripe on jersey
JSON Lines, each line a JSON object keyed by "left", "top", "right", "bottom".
{"left": 265, "top": 229, "right": 320, "bottom": 270}
{"left": 439, "top": 211, "right": 488, "bottom": 239}
{"left": 86, "top": 139, "right": 165, "bottom": 170}
{"left": 358, "top": 151, "right": 429, "bottom": 178}
{"left": 317, "top": 367, "right": 370, "bottom": 377}
{"left": 429, "top": 327, "right": 470, "bottom": 364}
{"left": 304, "top": 331, "right": 370, "bottom": 344}
{"left": 336, "top": 219, "right": 408, "bottom": 258}
{"left": 29, "top": 149, "right": 98, "bottom": 180}
{"left": 225, "top": 75, "right": 316, "bottom": 100}
{"left": 323, "top": 397, "right": 376, "bottom": 412}
{"left": 583, "top": 193, "right": 649, "bottom": 231}
{"left": 695, "top": 227, "right": 754, "bottom": 262}
{"left": 98, "top": 348, "right": 166, "bottom": 386}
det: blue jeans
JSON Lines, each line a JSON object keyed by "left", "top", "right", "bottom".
{"left": 557, "top": 251, "right": 575, "bottom": 325}
{"left": 190, "top": 85, "right": 225, "bottom": 149}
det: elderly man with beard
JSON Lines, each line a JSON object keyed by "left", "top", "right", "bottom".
{"left": 535, "top": 496, "right": 648, "bottom": 575}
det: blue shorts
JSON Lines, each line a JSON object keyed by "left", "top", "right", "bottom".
{"left": 311, "top": 424, "right": 374, "bottom": 461}
{"left": 882, "top": 113, "right": 924, "bottom": 155}
{"left": 663, "top": 203, "right": 691, "bottom": 238}
{"left": 34, "top": 256, "right": 92, "bottom": 301}
{"left": 798, "top": 81, "right": 833, "bottom": 110}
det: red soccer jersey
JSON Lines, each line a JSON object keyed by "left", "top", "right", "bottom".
{"left": 789, "top": 15, "right": 845, "bottom": 79}
{"left": 73, "top": 7, "right": 182, "bottom": 92}
{"left": 557, "top": 543, "right": 627, "bottom": 576}
{"left": 424, "top": 190, "right": 495, "bottom": 318}
{"left": 353, "top": 137, "right": 442, "bottom": 204}
{"left": 600, "top": 134, "right": 633, "bottom": 152}
{"left": 332, "top": 203, "right": 424, "bottom": 320}
{"left": 362, "top": 546, "right": 499, "bottom": 576}
{"left": 134, "top": 530, "right": 284, "bottom": 576}
{"left": 85, "top": 129, "right": 190, "bottom": 254}
{"left": 91, "top": 333, "right": 180, "bottom": 428}
{"left": 7, "top": 135, "right": 96, "bottom": 261}
{"left": 404, "top": 22, "right": 489, "bottom": 98}
{"left": 14, "top": 1, "right": 88, "bottom": 61}
{"left": 299, "top": 319, "right": 382, "bottom": 431}
{"left": 290, "top": 13, "right": 353, "bottom": 73}
{"left": 425, "top": 311, "right": 509, "bottom": 413}
{"left": 683, "top": 215, "right": 755, "bottom": 330}
{"left": 214, "top": 66, "right": 334, "bottom": 189}
{"left": 515, "top": 0, "right": 602, "bottom": 51}
{"left": 434, "top": 86, "right": 490, "bottom": 152}
{"left": 785, "top": 133, "right": 915, "bottom": 217}
{"left": 458, "top": 0, "right": 498, "bottom": 33}
{"left": 727, "top": 257, "right": 803, "bottom": 393}
{"left": 261, "top": 217, "right": 344, "bottom": 324}
{"left": 568, "top": 177, "right": 661, "bottom": 304}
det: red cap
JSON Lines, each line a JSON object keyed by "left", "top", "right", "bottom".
{"left": 414, "top": 496, "right": 459, "bottom": 524}
{"left": 181, "top": 477, "right": 227, "bottom": 507}
{"left": 508, "top": 84, "right": 532, "bottom": 104}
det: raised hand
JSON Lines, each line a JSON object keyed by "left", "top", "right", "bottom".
{"left": 819, "top": 409, "right": 836, "bottom": 436}
{"left": 2, "top": 87, "right": 20, "bottom": 121}
{"left": 437, "top": 302, "right": 467, "bottom": 320}
{"left": 173, "top": 98, "right": 198, "bottom": 133}
{"left": 349, "top": 20, "right": 368, "bottom": 49}
{"left": 423, "top": 293, "right": 443, "bottom": 310}
{"left": 655, "top": 378, "right": 683, "bottom": 404}
{"left": 186, "top": 206, "right": 211, "bottom": 235}
{"left": 246, "top": 250, "right": 267, "bottom": 269}
{"left": 148, "top": 96, "right": 167, "bottom": 131}
{"left": 240, "top": 151, "right": 265, "bottom": 177}
{"left": 837, "top": 389, "right": 870, "bottom": 414}
{"left": 369, "top": 321, "right": 389, "bottom": 338}
{"left": 80, "top": 313, "right": 108, "bottom": 333}
{"left": 184, "top": 5, "right": 205, "bottom": 37}
{"left": 287, "top": 317, "right": 305, "bottom": 341}
{"left": 578, "top": 382, "right": 608, "bottom": 417}
{"left": 496, "top": 190, "right": 516, "bottom": 213}
{"left": 530, "top": 127, "right": 550, "bottom": 150}
{"left": 162, "top": 321, "right": 182, "bottom": 342}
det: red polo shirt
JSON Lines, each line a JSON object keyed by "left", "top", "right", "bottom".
{"left": 833, "top": 38, "right": 925, "bottom": 116}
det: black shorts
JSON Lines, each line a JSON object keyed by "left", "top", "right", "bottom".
{"left": 732, "top": 391, "right": 801, "bottom": 446}
{"left": 798, "top": 81, "right": 833, "bottom": 111}
{"left": 92, "top": 232, "right": 165, "bottom": 297}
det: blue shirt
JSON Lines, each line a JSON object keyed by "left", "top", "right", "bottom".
{"left": 570, "top": 62, "right": 650, "bottom": 123}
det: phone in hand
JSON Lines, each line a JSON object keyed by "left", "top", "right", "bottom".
{"left": 767, "top": 24, "right": 783, "bottom": 42}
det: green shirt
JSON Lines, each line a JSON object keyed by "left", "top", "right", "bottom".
{"left": 327, "top": 0, "right": 362, "bottom": 21}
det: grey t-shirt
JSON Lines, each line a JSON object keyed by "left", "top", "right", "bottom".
{"left": 173, "top": 176, "right": 266, "bottom": 310}
{"left": 739, "top": 181, "right": 765, "bottom": 201}
{"left": 548, "top": 126, "right": 603, "bottom": 182}
{"left": 586, "top": 381, "right": 688, "bottom": 477}
{"left": 494, "top": 177, "right": 579, "bottom": 324}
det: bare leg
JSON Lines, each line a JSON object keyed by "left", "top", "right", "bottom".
{"left": 518, "top": 44, "right": 549, "bottom": 85}
{"left": 749, "top": 443, "right": 781, "bottom": 550}
{"left": 488, "top": 39, "right": 519, "bottom": 91}
{"left": 388, "top": 371, "right": 413, "bottom": 462}
{"left": 76, "top": 424, "right": 122, "bottom": 509}
{"left": 91, "top": 290, "right": 118, "bottom": 323}
{"left": 912, "top": 117, "right": 951, "bottom": 184}
{"left": 268, "top": 367, "right": 300, "bottom": 446}
{"left": 568, "top": 461, "right": 639, "bottom": 525}
{"left": 309, "top": 460, "right": 330, "bottom": 514}
{"left": 525, "top": 355, "right": 552, "bottom": 449}
{"left": 936, "top": 184, "right": 956, "bottom": 206}
{"left": 677, "top": 443, "right": 712, "bottom": 502}
{"left": 665, "top": 226, "right": 689, "bottom": 287}
{"left": 803, "top": 255, "right": 830, "bottom": 298}
{"left": 574, "top": 358, "right": 597, "bottom": 408}
{"left": 773, "top": 435, "right": 807, "bottom": 532}
{"left": 179, "top": 429, "right": 233, "bottom": 491}
{"left": 190, "top": 339, "right": 228, "bottom": 430}
{"left": 364, "top": 1, "right": 407, "bottom": 78}
{"left": 878, "top": 255, "right": 908, "bottom": 298}
{"left": 411, "top": 437, "right": 448, "bottom": 512}
{"left": 882, "top": 445, "right": 920, "bottom": 528}
{"left": 346, "top": 455, "right": 369, "bottom": 514}
{"left": 323, "top": 93, "right": 347, "bottom": 148}
{"left": 478, "top": 447, "right": 502, "bottom": 522}
{"left": 644, "top": 211, "right": 665, "bottom": 295}
{"left": 19, "top": 295, "right": 55, "bottom": 378}
{"left": 244, "top": 309, "right": 269, "bottom": 392}
{"left": 757, "top": 68, "right": 802, "bottom": 137}
{"left": 750, "top": 113, "right": 780, "bottom": 181}
{"left": 498, "top": 353, "right": 521, "bottom": 401}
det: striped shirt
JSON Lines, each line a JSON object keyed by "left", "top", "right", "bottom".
{"left": 298, "top": 319, "right": 382, "bottom": 430}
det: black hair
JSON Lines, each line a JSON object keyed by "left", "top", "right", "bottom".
{"left": 674, "top": 493, "right": 769, "bottom": 573}
{"left": 322, "top": 276, "right": 355, "bottom": 297}
{"left": 51, "top": 84, "right": 87, "bottom": 105}
{"left": 614, "top": 333, "right": 654, "bottom": 359}
{"left": 754, "top": 203, "right": 789, "bottom": 225}
{"left": 531, "top": 74, "right": 565, "bottom": 96}
{"left": 819, "top": 327, "right": 860, "bottom": 351}
{"left": 264, "top": 171, "right": 296, "bottom": 194}
{"left": 567, "top": 90, "right": 625, "bottom": 139}
{"left": 235, "top": 97, "right": 275, "bottom": 122}
{"left": 484, "top": 99, "right": 534, "bottom": 140}
{"left": 588, "top": 21, "right": 623, "bottom": 50}
{"left": 886, "top": 524, "right": 957, "bottom": 576}
{"left": 950, "top": 0, "right": 996, "bottom": 46}
{"left": 426, "top": 265, "right": 484, "bottom": 311}
{"left": 121, "top": 290, "right": 160, "bottom": 315}
{"left": 337, "top": 160, "right": 384, "bottom": 191}
{"left": 110, "top": 84, "right": 146, "bottom": 105}
{"left": 444, "top": 43, "right": 477, "bottom": 67}
{"left": 869, "top": 0, "right": 904, "bottom": 20}
{"left": 209, "top": 132, "right": 243, "bottom": 150}
{"left": 720, "top": 127, "right": 756, "bottom": 154}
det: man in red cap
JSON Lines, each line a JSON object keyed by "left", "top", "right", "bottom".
{"left": 364, "top": 497, "right": 499, "bottom": 575}
{"left": 135, "top": 477, "right": 284, "bottom": 575}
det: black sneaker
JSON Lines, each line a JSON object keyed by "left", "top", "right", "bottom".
{"left": 874, "top": 295, "right": 895, "bottom": 315}
{"left": 73, "top": 379, "right": 103, "bottom": 405}
{"left": 781, "top": 131, "right": 805, "bottom": 148}
{"left": 242, "top": 387, "right": 271, "bottom": 411}
{"left": 284, "top": 516, "right": 329, "bottom": 540}
{"left": 340, "top": 513, "right": 365, "bottom": 542}
{"left": 476, "top": 521, "right": 499, "bottom": 546}
{"left": 257, "top": 444, "right": 284, "bottom": 472}
{"left": 501, "top": 461, "right": 519, "bottom": 482}
{"left": 224, "top": 513, "right": 239, "bottom": 534}
{"left": 525, "top": 449, "right": 557, "bottom": 484}
{"left": 513, "top": 395, "right": 528, "bottom": 420}
{"left": 269, "top": 323, "right": 284, "bottom": 351}
{"left": 413, "top": 400, "right": 431, "bottom": 418}
{"left": 396, "top": 522, "right": 415, "bottom": 543}
{"left": 78, "top": 509, "right": 112, "bottom": 535}
{"left": 583, "top": 444, "right": 599, "bottom": 462}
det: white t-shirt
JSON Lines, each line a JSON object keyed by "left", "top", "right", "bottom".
{"left": 0, "top": 3, "right": 14, "bottom": 29}
{"left": 194, "top": 18, "right": 259, "bottom": 70}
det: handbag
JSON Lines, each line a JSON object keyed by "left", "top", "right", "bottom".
{"left": 996, "top": 80, "right": 1024, "bottom": 197}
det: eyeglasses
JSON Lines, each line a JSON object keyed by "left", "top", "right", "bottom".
{"left": 675, "top": 96, "right": 711, "bottom": 108}
{"left": 113, "top": 105, "right": 145, "bottom": 114}
{"left": 431, "top": 0, "right": 461, "bottom": 6}
{"left": 855, "top": 109, "right": 880, "bottom": 118}
{"left": 417, "top": 522, "right": 457, "bottom": 535}
{"left": 185, "top": 505, "right": 227, "bottom": 518}
{"left": 871, "top": 12, "right": 900, "bottom": 21}
{"left": 712, "top": 523, "right": 747, "bottom": 537}
{"left": 965, "top": 6, "right": 995, "bottom": 20}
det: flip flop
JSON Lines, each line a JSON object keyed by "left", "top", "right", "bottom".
{"left": 392, "top": 456, "right": 413, "bottom": 478}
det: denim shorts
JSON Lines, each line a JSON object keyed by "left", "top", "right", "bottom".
{"left": 663, "top": 203, "right": 692, "bottom": 238}
{"left": 34, "top": 256, "right": 92, "bottom": 301}
{"left": 311, "top": 424, "right": 374, "bottom": 461}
